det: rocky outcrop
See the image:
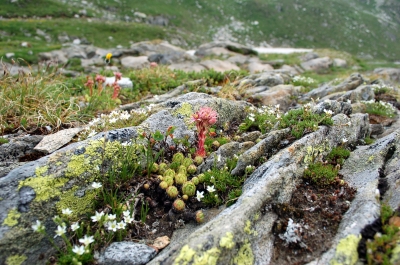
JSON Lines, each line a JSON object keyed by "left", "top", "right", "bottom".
{"left": 148, "top": 112, "right": 370, "bottom": 265}
{"left": 0, "top": 93, "right": 249, "bottom": 265}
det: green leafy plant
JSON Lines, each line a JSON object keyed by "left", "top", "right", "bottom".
{"left": 362, "top": 100, "right": 397, "bottom": 118}
{"left": 278, "top": 105, "right": 333, "bottom": 139}
{"left": 366, "top": 204, "right": 400, "bottom": 265}
{"left": 239, "top": 105, "right": 281, "bottom": 134}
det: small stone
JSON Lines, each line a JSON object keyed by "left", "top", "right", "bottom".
{"left": 150, "top": 236, "right": 170, "bottom": 251}
{"left": 98, "top": 242, "right": 156, "bottom": 265}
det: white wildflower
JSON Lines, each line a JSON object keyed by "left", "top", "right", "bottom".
{"left": 72, "top": 245, "right": 85, "bottom": 256}
{"left": 323, "top": 109, "right": 334, "bottom": 116}
{"left": 91, "top": 211, "right": 104, "bottom": 222}
{"left": 196, "top": 191, "right": 204, "bottom": 202}
{"left": 109, "top": 117, "right": 118, "bottom": 124}
{"left": 32, "top": 220, "right": 45, "bottom": 232}
{"left": 117, "top": 221, "right": 126, "bottom": 230}
{"left": 342, "top": 138, "right": 348, "bottom": 144}
{"left": 124, "top": 215, "right": 133, "bottom": 224}
{"left": 71, "top": 222, "right": 80, "bottom": 232}
{"left": 91, "top": 182, "right": 102, "bottom": 189}
{"left": 107, "top": 214, "right": 116, "bottom": 221}
{"left": 79, "top": 235, "right": 95, "bottom": 246}
{"left": 207, "top": 185, "right": 216, "bottom": 193}
{"left": 54, "top": 225, "right": 66, "bottom": 238}
{"left": 62, "top": 208, "right": 73, "bottom": 216}
{"left": 88, "top": 130, "right": 97, "bottom": 138}
{"left": 107, "top": 221, "right": 118, "bottom": 232}
{"left": 122, "top": 210, "right": 130, "bottom": 217}
{"left": 119, "top": 111, "right": 130, "bottom": 120}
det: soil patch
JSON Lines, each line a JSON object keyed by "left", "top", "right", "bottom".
{"left": 271, "top": 177, "right": 356, "bottom": 265}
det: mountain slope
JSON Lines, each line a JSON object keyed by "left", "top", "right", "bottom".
{"left": 1, "top": 0, "right": 400, "bottom": 60}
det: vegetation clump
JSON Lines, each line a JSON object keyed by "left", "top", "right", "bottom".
{"left": 364, "top": 204, "right": 400, "bottom": 265}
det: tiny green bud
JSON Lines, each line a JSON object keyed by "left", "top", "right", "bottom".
{"left": 195, "top": 210, "right": 205, "bottom": 223}
{"left": 191, "top": 176, "right": 199, "bottom": 185}
{"left": 182, "top": 181, "right": 196, "bottom": 197}
{"left": 166, "top": 186, "right": 179, "bottom": 199}
{"left": 187, "top": 164, "right": 197, "bottom": 175}
{"left": 172, "top": 199, "right": 185, "bottom": 212}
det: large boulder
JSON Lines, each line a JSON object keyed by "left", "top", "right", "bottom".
{"left": 300, "top": 57, "right": 332, "bottom": 72}
{"left": 121, "top": 56, "right": 149, "bottom": 69}
{"left": 199, "top": 59, "right": 240, "bottom": 72}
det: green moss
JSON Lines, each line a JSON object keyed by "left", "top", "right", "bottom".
{"left": 2, "top": 208, "right": 21, "bottom": 227}
{"left": 5, "top": 254, "right": 27, "bottom": 265}
{"left": 219, "top": 232, "right": 235, "bottom": 249}
{"left": 232, "top": 240, "right": 254, "bottom": 265}
{"left": 330, "top": 234, "right": 361, "bottom": 265}
{"left": 174, "top": 245, "right": 197, "bottom": 265}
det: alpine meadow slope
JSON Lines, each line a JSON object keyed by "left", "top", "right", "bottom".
{"left": 1, "top": 0, "right": 400, "bottom": 62}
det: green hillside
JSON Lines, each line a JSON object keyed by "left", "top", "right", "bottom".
{"left": 1, "top": 0, "right": 400, "bottom": 61}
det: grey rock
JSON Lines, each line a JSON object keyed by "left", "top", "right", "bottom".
{"left": 227, "top": 54, "right": 250, "bottom": 65}
{"left": 199, "top": 59, "right": 240, "bottom": 72}
{"left": 300, "top": 52, "right": 319, "bottom": 62}
{"left": 247, "top": 62, "right": 274, "bottom": 74}
{"left": 195, "top": 41, "right": 258, "bottom": 56}
{"left": 246, "top": 72, "right": 288, "bottom": 87}
{"left": 231, "top": 128, "right": 290, "bottom": 176}
{"left": 148, "top": 113, "right": 370, "bottom": 265}
{"left": 147, "top": 15, "right": 169, "bottom": 26}
{"left": 57, "top": 34, "right": 70, "bottom": 43}
{"left": 198, "top": 141, "right": 255, "bottom": 173}
{"left": 63, "top": 45, "right": 87, "bottom": 59}
{"left": 333, "top": 58, "right": 347, "bottom": 68}
{"left": 321, "top": 84, "right": 375, "bottom": 103}
{"left": 0, "top": 135, "right": 44, "bottom": 164}
{"left": 251, "top": 84, "right": 298, "bottom": 111}
{"left": 5, "top": 53, "right": 14, "bottom": 59}
{"left": 370, "top": 124, "right": 384, "bottom": 136}
{"left": 312, "top": 99, "right": 353, "bottom": 116}
{"left": 130, "top": 41, "right": 185, "bottom": 56}
{"left": 373, "top": 68, "right": 400, "bottom": 82}
{"left": 245, "top": 85, "right": 269, "bottom": 94}
{"left": 303, "top": 73, "right": 364, "bottom": 100}
{"left": 121, "top": 56, "right": 149, "bottom": 69}
{"left": 97, "top": 242, "right": 156, "bottom": 265}
{"left": 168, "top": 62, "right": 206, "bottom": 72}
{"left": 195, "top": 47, "right": 236, "bottom": 58}
{"left": 148, "top": 51, "right": 194, "bottom": 65}
{"left": 300, "top": 56, "right": 332, "bottom": 72}
{"left": 238, "top": 131, "right": 262, "bottom": 143}
{"left": 280, "top": 64, "right": 299, "bottom": 75}
{"left": 34, "top": 128, "right": 83, "bottom": 154}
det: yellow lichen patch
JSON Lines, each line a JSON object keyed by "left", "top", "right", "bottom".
{"left": 35, "top": 166, "right": 48, "bottom": 177}
{"left": 5, "top": 254, "right": 27, "bottom": 265}
{"left": 232, "top": 240, "right": 254, "bottom": 265}
{"left": 330, "top": 234, "right": 361, "bottom": 265}
{"left": 56, "top": 187, "right": 98, "bottom": 220}
{"left": 219, "top": 232, "right": 235, "bottom": 249}
{"left": 174, "top": 245, "right": 196, "bottom": 265}
{"left": 18, "top": 175, "right": 68, "bottom": 202}
{"left": 173, "top": 102, "right": 194, "bottom": 118}
{"left": 193, "top": 247, "right": 220, "bottom": 265}
{"left": 172, "top": 102, "right": 196, "bottom": 128}
{"left": 2, "top": 208, "right": 21, "bottom": 227}
{"left": 244, "top": 220, "right": 257, "bottom": 236}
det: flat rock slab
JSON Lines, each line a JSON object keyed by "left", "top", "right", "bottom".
{"left": 97, "top": 242, "right": 157, "bottom": 265}
{"left": 34, "top": 128, "right": 82, "bottom": 154}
